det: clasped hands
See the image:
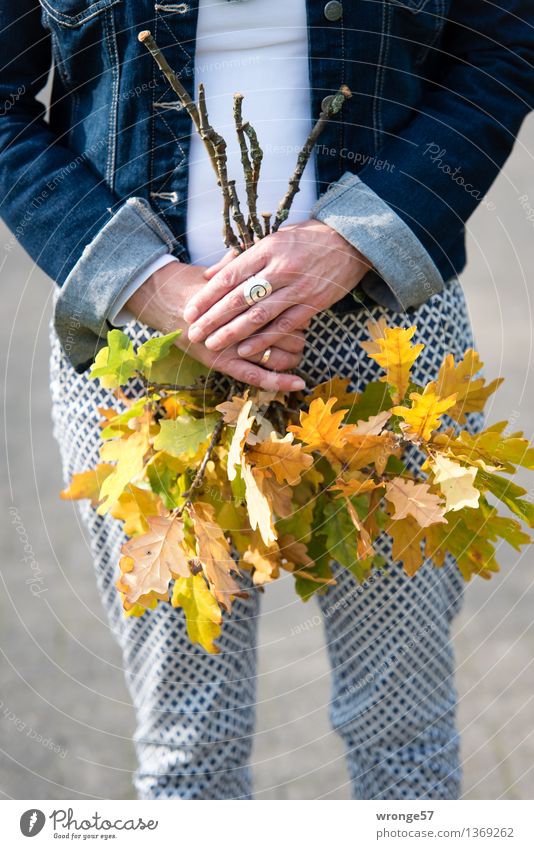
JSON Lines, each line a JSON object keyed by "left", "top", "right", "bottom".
{"left": 127, "top": 219, "right": 369, "bottom": 392}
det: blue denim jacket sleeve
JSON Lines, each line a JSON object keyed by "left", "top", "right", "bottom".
{"left": 313, "top": 0, "right": 534, "bottom": 310}
{"left": 0, "top": 1, "right": 178, "bottom": 371}
{"left": 54, "top": 198, "right": 177, "bottom": 370}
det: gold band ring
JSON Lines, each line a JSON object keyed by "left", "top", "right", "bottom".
{"left": 260, "top": 347, "right": 272, "bottom": 365}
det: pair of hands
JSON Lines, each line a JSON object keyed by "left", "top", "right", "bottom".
{"left": 126, "top": 219, "right": 370, "bottom": 391}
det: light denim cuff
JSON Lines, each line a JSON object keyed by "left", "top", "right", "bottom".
{"left": 54, "top": 197, "right": 178, "bottom": 371}
{"left": 311, "top": 172, "right": 444, "bottom": 311}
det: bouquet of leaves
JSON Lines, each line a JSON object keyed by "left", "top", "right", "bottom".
{"left": 61, "top": 33, "right": 534, "bottom": 653}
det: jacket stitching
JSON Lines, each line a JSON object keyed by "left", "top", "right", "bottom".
{"left": 40, "top": 0, "right": 121, "bottom": 28}
{"left": 103, "top": 9, "right": 120, "bottom": 189}
{"left": 373, "top": 2, "right": 390, "bottom": 153}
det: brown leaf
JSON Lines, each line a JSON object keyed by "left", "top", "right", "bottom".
{"left": 385, "top": 478, "right": 447, "bottom": 528}
{"left": 120, "top": 514, "right": 190, "bottom": 604}
{"left": 189, "top": 502, "right": 243, "bottom": 611}
{"left": 246, "top": 431, "right": 314, "bottom": 485}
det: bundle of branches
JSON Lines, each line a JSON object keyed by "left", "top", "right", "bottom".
{"left": 62, "top": 34, "right": 534, "bottom": 653}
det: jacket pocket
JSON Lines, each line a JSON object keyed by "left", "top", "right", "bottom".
{"left": 388, "top": 0, "right": 447, "bottom": 66}
{"left": 39, "top": 0, "right": 120, "bottom": 28}
{"left": 390, "top": 0, "right": 439, "bottom": 13}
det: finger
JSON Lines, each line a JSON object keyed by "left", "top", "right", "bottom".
{"left": 237, "top": 328, "right": 306, "bottom": 358}
{"left": 237, "top": 304, "right": 316, "bottom": 357}
{"left": 202, "top": 248, "right": 240, "bottom": 280}
{"left": 219, "top": 356, "right": 306, "bottom": 393}
{"left": 188, "top": 267, "right": 280, "bottom": 344}
{"left": 183, "top": 243, "right": 268, "bottom": 323}
{"left": 271, "top": 329, "right": 306, "bottom": 354}
{"left": 246, "top": 346, "right": 303, "bottom": 371}
{"left": 203, "top": 287, "right": 297, "bottom": 351}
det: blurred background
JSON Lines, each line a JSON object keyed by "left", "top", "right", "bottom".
{"left": 1, "top": 115, "right": 533, "bottom": 801}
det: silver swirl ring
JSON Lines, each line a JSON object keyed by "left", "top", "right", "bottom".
{"left": 243, "top": 275, "right": 273, "bottom": 307}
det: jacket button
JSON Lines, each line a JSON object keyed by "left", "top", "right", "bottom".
{"left": 324, "top": 1, "right": 343, "bottom": 21}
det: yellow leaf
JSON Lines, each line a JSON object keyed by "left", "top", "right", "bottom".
{"left": 342, "top": 430, "right": 398, "bottom": 474}
{"left": 329, "top": 473, "right": 384, "bottom": 498}
{"left": 110, "top": 486, "right": 164, "bottom": 536}
{"left": 385, "top": 477, "right": 447, "bottom": 528}
{"left": 242, "top": 539, "right": 281, "bottom": 586}
{"left": 246, "top": 431, "right": 314, "bottom": 485}
{"left": 189, "top": 502, "right": 243, "bottom": 611}
{"left": 171, "top": 574, "right": 222, "bottom": 654}
{"left": 241, "top": 461, "right": 277, "bottom": 546}
{"left": 227, "top": 398, "right": 255, "bottom": 481}
{"left": 120, "top": 514, "right": 190, "bottom": 604}
{"left": 288, "top": 397, "right": 349, "bottom": 464}
{"left": 429, "top": 455, "right": 480, "bottom": 513}
{"left": 433, "top": 349, "right": 503, "bottom": 423}
{"left": 361, "top": 325, "right": 424, "bottom": 403}
{"left": 60, "top": 464, "right": 114, "bottom": 506}
{"left": 388, "top": 516, "right": 426, "bottom": 576}
{"left": 359, "top": 317, "right": 389, "bottom": 355}
{"left": 98, "top": 427, "right": 151, "bottom": 514}
{"left": 392, "top": 385, "right": 457, "bottom": 442}
{"left": 306, "top": 376, "right": 358, "bottom": 409}
{"left": 352, "top": 410, "right": 392, "bottom": 435}
{"left": 345, "top": 498, "right": 375, "bottom": 560}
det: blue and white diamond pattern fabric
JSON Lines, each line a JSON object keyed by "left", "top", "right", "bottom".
{"left": 49, "top": 278, "right": 483, "bottom": 799}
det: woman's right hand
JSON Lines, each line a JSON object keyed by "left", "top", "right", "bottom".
{"left": 125, "top": 260, "right": 307, "bottom": 392}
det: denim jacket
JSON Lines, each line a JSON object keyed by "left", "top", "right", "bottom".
{"left": 1, "top": 1, "right": 533, "bottom": 370}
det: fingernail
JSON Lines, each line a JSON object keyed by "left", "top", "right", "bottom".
{"left": 184, "top": 305, "right": 199, "bottom": 322}
{"left": 188, "top": 325, "right": 203, "bottom": 342}
{"left": 238, "top": 343, "right": 253, "bottom": 356}
{"left": 204, "top": 335, "right": 221, "bottom": 351}
{"left": 290, "top": 377, "right": 306, "bottom": 391}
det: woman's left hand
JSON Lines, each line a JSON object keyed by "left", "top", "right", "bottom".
{"left": 182, "top": 220, "right": 370, "bottom": 359}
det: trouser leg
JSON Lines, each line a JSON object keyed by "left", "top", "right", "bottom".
{"left": 50, "top": 335, "right": 259, "bottom": 800}
{"left": 317, "top": 549, "right": 464, "bottom": 800}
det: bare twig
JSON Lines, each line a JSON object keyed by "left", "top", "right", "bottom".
{"left": 261, "top": 212, "right": 271, "bottom": 236}
{"left": 138, "top": 31, "right": 224, "bottom": 184}
{"left": 233, "top": 94, "right": 263, "bottom": 241}
{"left": 228, "top": 179, "right": 253, "bottom": 249}
{"left": 272, "top": 85, "right": 352, "bottom": 233}
{"left": 198, "top": 83, "right": 242, "bottom": 251}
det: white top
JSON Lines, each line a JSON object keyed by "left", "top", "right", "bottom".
{"left": 111, "top": 0, "right": 316, "bottom": 322}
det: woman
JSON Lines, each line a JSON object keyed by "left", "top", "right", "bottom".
{"left": 1, "top": 0, "right": 532, "bottom": 799}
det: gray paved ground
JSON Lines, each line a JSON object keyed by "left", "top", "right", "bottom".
{"left": 1, "top": 116, "right": 533, "bottom": 801}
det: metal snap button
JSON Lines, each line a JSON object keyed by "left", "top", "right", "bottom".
{"left": 324, "top": 1, "right": 343, "bottom": 22}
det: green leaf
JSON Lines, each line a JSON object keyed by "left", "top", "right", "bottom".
{"left": 100, "top": 397, "right": 148, "bottom": 439}
{"left": 229, "top": 465, "right": 246, "bottom": 505}
{"left": 153, "top": 414, "right": 219, "bottom": 459}
{"left": 344, "top": 381, "right": 393, "bottom": 424}
{"left": 453, "top": 428, "right": 534, "bottom": 473}
{"left": 473, "top": 495, "right": 531, "bottom": 551}
{"left": 323, "top": 500, "right": 371, "bottom": 582}
{"left": 147, "top": 458, "right": 189, "bottom": 510}
{"left": 90, "top": 329, "right": 138, "bottom": 388}
{"left": 136, "top": 330, "right": 182, "bottom": 375}
{"left": 146, "top": 344, "right": 209, "bottom": 385}
{"left": 294, "top": 531, "right": 333, "bottom": 601}
{"left": 476, "top": 470, "right": 534, "bottom": 527}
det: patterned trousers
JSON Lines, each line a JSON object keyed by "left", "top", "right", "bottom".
{"left": 50, "top": 278, "right": 483, "bottom": 800}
